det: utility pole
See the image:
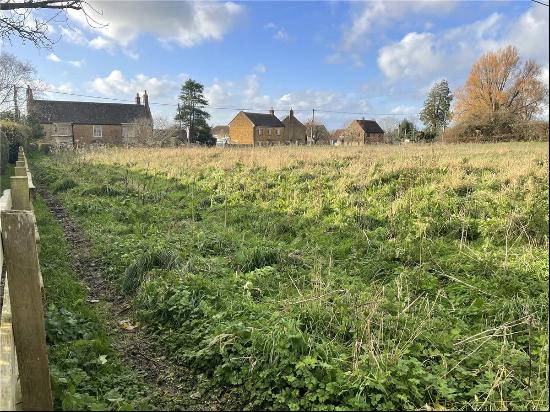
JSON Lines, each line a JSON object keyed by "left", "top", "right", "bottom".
{"left": 310, "top": 108, "right": 315, "bottom": 145}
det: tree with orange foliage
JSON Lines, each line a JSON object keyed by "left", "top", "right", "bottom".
{"left": 454, "top": 46, "right": 548, "bottom": 122}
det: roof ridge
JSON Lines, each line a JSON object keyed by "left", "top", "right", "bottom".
{"left": 33, "top": 99, "right": 140, "bottom": 107}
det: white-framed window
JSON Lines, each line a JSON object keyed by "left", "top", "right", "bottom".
{"left": 122, "top": 124, "right": 137, "bottom": 138}
{"left": 258, "top": 128, "right": 263, "bottom": 135}
{"left": 53, "top": 123, "right": 70, "bottom": 136}
{"left": 276, "top": 128, "right": 281, "bottom": 136}
{"left": 93, "top": 125, "right": 103, "bottom": 138}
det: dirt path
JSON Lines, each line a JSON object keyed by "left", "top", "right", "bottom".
{"left": 37, "top": 188, "right": 232, "bottom": 411}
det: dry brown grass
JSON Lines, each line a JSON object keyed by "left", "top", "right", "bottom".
{"left": 81, "top": 142, "right": 549, "bottom": 186}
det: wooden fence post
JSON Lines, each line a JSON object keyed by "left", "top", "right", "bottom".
{"left": 1, "top": 210, "right": 53, "bottom": 411}
{"left": 10, "top": 177, "right": 30, "bottom": 210}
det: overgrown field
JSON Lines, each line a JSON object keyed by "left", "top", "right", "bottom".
{"left": 32, "top": 142, "right": 549, "bottom": 410}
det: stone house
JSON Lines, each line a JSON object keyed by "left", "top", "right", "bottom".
{"left": 304, "top": 121, "right": 331, "bottom": 144}
{"left": 26, "top": 86, "right": 153, "bottom": 148}
{"left": 340, "top": 119, "right": 385, "bottom": 145}
{"left": 228, "top": 110, "right": 285, "bottom": 146}
{"left": 281, "top": 109, "right": 307, "bottom": 145}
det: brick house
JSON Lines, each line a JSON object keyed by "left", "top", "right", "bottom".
{"left": 281, "top": 109, "right": 307, "bottom": 145}
{"left": 341, "top": 119, "right": 385, "bottom": 145}
{"left": 26, "top": 86, "right": 153, "bottom": 148}
{"left": 228, "top": 109, "right": 285, "bottom": 146}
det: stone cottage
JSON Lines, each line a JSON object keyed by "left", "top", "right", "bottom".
{"left": 340, "top": 119, "right": 385, "bottom": 145}
{"left": 26, "top": 86, "right": 153, "bottom": 148}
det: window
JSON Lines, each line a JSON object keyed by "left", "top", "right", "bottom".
{"left": 276, "top": 128, "right": 281, "bottom": 136}
{"left": 122, "top": 124, "right": 136, "bottom": 138}
{"left": 258, "top": 128, "right": 263, "bottom": 135}
{"left": 53, "top": 123, "right": 70, "bottom": 136}
{"left": 93, "top": 125, "right": 103, "bottom": 138}
{"left": 268, "top": 128, "right": 272, "bottom": 135}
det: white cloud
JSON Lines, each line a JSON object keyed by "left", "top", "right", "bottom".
{"left": 205, "top": 80, "right": 233, "bottom": 107}
{"left": 254, "top": 63, "right": 267, "bottom": 73}
{"left": 506, "top": 7, "right": 549, "bottom": 63}
{"left": 337, "top": 1, "right": 457, "bottom": 53}
{"left": 378, "top": 32, "right": 443, "bottom": 80}
{"left": 60, "top": 27, "right": 87, "bottom": 45}
{"left": 263, "top": 21, "right": 291, "bottom": 42}
{"left": 89, "top": 36, "right": 114, "bottom": 51}
{"left": 69, "top": 1, "right": 244, "bottom": 51}
{"left": 47, "top": 53, "right": 61, "bottom": 62}
{"left": 89, "top": 70, "right": 178, "bottom": 102}
{"left": 273, "top": 29, "right": 290, "bottom": 41}
{"left": 68, "top": 60, "right": 84, "bottom": 68}
{"left": 377, "top": 7, "right": 549, "bottom": 83}
{"left": 391, "top": 105, "right": 416, "bottom": 115}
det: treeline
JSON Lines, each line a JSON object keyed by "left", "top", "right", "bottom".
{"left": 400, "top": 45, "right": 548, "bottom": 143}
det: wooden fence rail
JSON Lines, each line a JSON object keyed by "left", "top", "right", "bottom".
{"left": 0, "top": 148, "right": 52, "bottom": 411}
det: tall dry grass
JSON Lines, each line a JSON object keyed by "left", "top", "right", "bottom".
{"left": 81, "top": 142, "right": 549, "bottom": 189}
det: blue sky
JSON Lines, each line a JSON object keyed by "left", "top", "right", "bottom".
{"left": 6, "top": 0, "right": 549, "bottom": 129}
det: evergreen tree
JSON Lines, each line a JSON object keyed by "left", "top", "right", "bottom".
{"left": 419, "top": 79, "right": 453, "bottom": 136}
{"left": 398, "top": 119, "right": 416, "bottom": 141}
{"left": 175, "top": 79, "right": 211, "bottom": 144}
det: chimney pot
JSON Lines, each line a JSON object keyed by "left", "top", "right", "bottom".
{"left": 136, "top": 92, "right": 141, "bottom": 105}
{"left": 269, "top": 107, "right": 274, "bottom": 116}
{"left": 143, "top": 90, "right": 149, "bottom": 107}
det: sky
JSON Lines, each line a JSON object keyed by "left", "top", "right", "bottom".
{"left": 5, "top": 0, "right": 550, "bottom": 130}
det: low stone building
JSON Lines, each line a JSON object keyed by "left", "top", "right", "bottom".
{"left": 281, "top": 109, "right": 307, "bottom": 145}
{"left": 228, "top": 110, "right": 285, "bottom": 146}
{"left": 341, "top": 119, "right": 385, "bottom": 145}
{"left": 331, "top": 129, "right": 346, "bottom": 145}
{"left": 26, "top": 86, "right": 153, "bottom": 148}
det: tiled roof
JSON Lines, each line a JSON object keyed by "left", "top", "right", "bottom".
{"left": 242, "top": 112, "right": 284, "bottom": 127}
{"left": 355, "top": 120, "right": 384, "bottom": 134}
{"left": 281, "top": 115, "right": 305, "bottom": 127}
{"left": 30, "top": 99, "right": 152, "bottom": 125}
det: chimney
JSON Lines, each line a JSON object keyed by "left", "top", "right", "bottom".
{"left": 269, "top": 107, "right": 274, "bottom": 116}
{"left": 143, "top": 90, "right": 149, "bottom": 107}
{"left": 135, "top": 92, "right": 141, "bottom": 105}
{"left": 26, "top": 85, "right": 33, "bottom": 114}
{"left": 289, "top": 108, "right": 294, "bottom": 118}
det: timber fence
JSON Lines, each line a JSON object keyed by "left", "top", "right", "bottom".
{"left": 0, "top": 147, "right": 52, "bottom": 411}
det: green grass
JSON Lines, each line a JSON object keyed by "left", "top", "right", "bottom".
{"left": 30, "top": 143, "right": 549, "bottom": 411}
{"left": 34, "top": 196, "right": 154, "bottom": 411}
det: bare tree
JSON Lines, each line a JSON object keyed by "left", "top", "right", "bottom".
{"left": 0, "top": 0, "right": 103, "bottom": 48}
{"left": 377, "top": 116, "right": 400, "bottom": 144}
{"left": 0, "top": 52, "right": 35, "bottom": 113}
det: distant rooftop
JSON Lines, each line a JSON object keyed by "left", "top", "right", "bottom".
{"left": 242, "top": 112, "right": 284, "bottom": 127}
{"left": 30, "top": 99, "right": 151, "bottom": 125}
